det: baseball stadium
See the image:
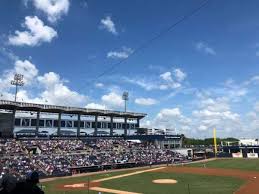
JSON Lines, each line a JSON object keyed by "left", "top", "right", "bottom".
{"left": 1, "top": 1, "right": 259, "bottom": 194}
{"left": 0, "top": 100, "right": 259, "bottom": 194}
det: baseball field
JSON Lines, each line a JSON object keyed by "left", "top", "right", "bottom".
{"left": 41, "top": 158, "right": 259, "bottom": 194}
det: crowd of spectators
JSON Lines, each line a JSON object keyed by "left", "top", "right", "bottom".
{"left": 0, "top": 139, "right": 24, "bottom": 155}
{"left": 20, "top": 139, "right": 87, "bottom": 154}
{"left": 0, "top": 139, "right": 188, "bottom": 179}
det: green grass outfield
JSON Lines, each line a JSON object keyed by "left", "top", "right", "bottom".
{"left": 41, "top": 162, "right": 247, "bottom": 194}
{"left": 187, "top": 158, "right": 259, "bottom": 171}
{"left": 101, "top": 171, "right": 243, "bottom": 194}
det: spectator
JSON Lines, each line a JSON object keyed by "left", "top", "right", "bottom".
{"left": 0, "top": 174, "right": 17, "bottom": 194}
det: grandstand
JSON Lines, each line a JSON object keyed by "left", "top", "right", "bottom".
{"left": 0, "top": 99, "right": 187, "bottom": 182}
{"left": 0, "top": 138, "right": 189, "bottom": 179}
{"left": 0, "top": 100, "right": 146, "bottom": 137}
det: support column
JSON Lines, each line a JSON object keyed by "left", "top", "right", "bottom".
{"left": 12, "top": 109, "right": 16, "bottom": 138}
{"left": 77, "top": 114, "right": 81, "bottom": 137}
{"left": 36, "top": 111, "right": 40, "bottom": 136}
{"left": 136, "top": 118, "right": 140, "bottom": 128}
{"left": 94, "top": 115, "right": 98, "bottom": 136}
{"left": 124, "top": 117, "right": 127, "bottom": 136}
{"left": 57, "top": 112, "right": 61, "bottom": 136}
{"left": 110, "top": 116, "right": 114, "bottom": 136}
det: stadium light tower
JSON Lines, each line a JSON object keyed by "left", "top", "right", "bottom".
{"left": 11, "top": 73, "right": 24, "bottom": 102}
{"left": 122, "top": 91, "right": 129, "bottom": 112}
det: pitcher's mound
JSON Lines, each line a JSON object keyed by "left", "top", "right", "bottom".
{"left": 152, "top": 179, "right": 178, "bottom": 184}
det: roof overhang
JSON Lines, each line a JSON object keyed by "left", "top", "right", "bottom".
{"left": 0, "top": 100, "right": 147, "bottom": 119}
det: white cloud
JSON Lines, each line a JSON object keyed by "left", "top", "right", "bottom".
{"left": 160, "top": 69, "right": 186, "bottom": 83}
{"left": 244, "top": 108, "right": 259, "bottom": 134}
{"left": 100, "top": 16, "right": 117, "bottom": 35}
{"left": 142, "top": 98, "right": 243, "bottom": 137}
{"left": 143, "top": 75, "right": 259, "bottom": 137}
{"left": 196, "top": 42, "right": 216, "bottom": 55}
{"left": 107, "top": 47, "right": 133, "bottom": 59}
{"left": 85, "top": 103, "right": 106, "bottom": 110}
{"left": 242, "top": 76, "right": 259, "bottom": 86}
{"left": 0, "top": 59, "right": 38, "bottom": 92}
{"left": 37, "top": 72, "right": 87, "bottom": 106}
{"left": 174, "top": 68, "right": 186, "bottom": 82}
{"left": 32, "top": 0, "right": 70, "bottom": 23}
{"left": 0, "top": 59, "right": 87, "bottom": 106}
{"left": 135, "top": 98, "right": 158, "bottom": 106}
{"left": 143, "top": 107, "right": 192, "bottom": 134}
{"left": 160, "top": 72, "right": 173, "bottom": 82}
{"left": 124, "top": 68, "right": 186, "bottom": 91}
{"left": 95, "top": 83, "right": 104, "bottom": 88}
{"left": 159, "top": 68, "right": 186, "bottom": 90}
{"left": 9, "top": 16, "right": 57, "bottom": 47}
{"left": 192, "top": 97, "right": 241, "bottom": 134}
{"left": 157, "top": 108, "right": 182, "bottom": 119}
{"left": 101, "top": 92, "right": 124, "bottom": 109}
{"left": 14, "top": 60, "right": 39, "bottom": 85}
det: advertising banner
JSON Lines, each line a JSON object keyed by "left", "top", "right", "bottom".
{"left": 232, "top": 153, "right": 243, "bottom": 158}
{"left": 247, "top": 153, "right": 258, "bottom": 158}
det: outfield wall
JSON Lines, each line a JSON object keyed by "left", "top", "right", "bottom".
{"left": 221, "top": 146, "right": 259, "bottom": 158}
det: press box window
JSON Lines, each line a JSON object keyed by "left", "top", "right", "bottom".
{"left": 54, "top": 120, "right": 58, "bottom": 127}
{"left": 31, "top": 119, "right": 37, "bottom": 127}
{"left": 66, "top": 120, "right": 72, "bottom": 128}
{"left": 61, "top": 121, "right": 65, "bottom": 127}
{"left": 39, "top": 120, "right": 44, "bottom": 127}
{"left": 80, "top": 121, "right": 84, "bottom": 128}
{"left": 46, "top": 120, "right": 53, "bottom": 127}
{"left": 74, "top": 121, "right": 78, "bottom": 128}
{"left": 15, "top": 118, "right": 21, "bottom": 126}
{"left": 21, "top": 119, "right": 30, "bottom": 127}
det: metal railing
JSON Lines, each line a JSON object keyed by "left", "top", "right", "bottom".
{"left": 0, "top": 100, "right": 147, "bottom": 117}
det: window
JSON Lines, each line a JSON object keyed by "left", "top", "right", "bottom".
{"left": 74, "top": 121, "right": 84, "bottom": 128}
{"left": 15, "top": 118, "right": 21, "bottom": 126}
{"left": 46, "top": 120, "right": 53, "bottom": 127}
{"left": 101, "top": 122, "right": 108, "bottom": 128}
{"left": 74, "top": 121, "right": 78, "bottom": 127}
{"left": 21, "top": 119, "right": 30, "bottom": 127}
{"left": 117, "top": 123, "right": 122, "bottom": 129}
{"left": 92, "top": 122, "right": 96, "bottom": 128}
{"left": 66, "top": 120, "right": 72, "bottom": 128}
{"left": 39, "top": 120, "right": 44, "bottom": 127}
{"left": 113, "top": 123, "right": 116, "bottom": 129}
{"left": 80, "top": 121, "right": 84, "bottom": 128}
{"left": 85, "top": 122, "right": 91, "bottom": 128}
{"left": 31, "top": 119, "right": 36, "bottom": 126}
{"left": 61, "top": 120, "right": 65, "bottom": 127}
{"left": 53, "top": 120, "right": 58, "bottom": 127}
{"left": 129, "top": 124, "right": 134, "bottom": 129}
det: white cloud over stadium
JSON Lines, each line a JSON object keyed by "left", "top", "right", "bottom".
{"left": 9, "top": 16, "right": 57, "bottom": 47}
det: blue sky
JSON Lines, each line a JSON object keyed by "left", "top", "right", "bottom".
{"left": 0, "top": 0, "right": 259, "bottom": 138}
